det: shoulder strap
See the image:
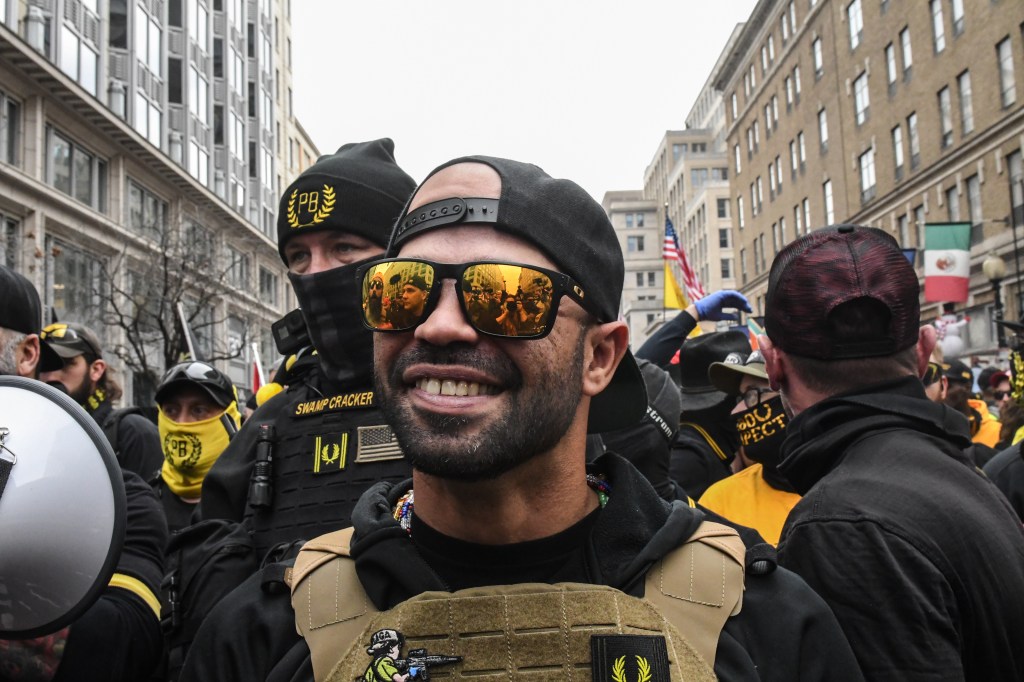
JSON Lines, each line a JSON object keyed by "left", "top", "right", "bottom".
{"left": 291, "top": 521, "right": 745, "bottom": 682}
{"left": 287, "top": 527, "right": 376, "bottom": 681}
{"left": 643, "top": 519, "right": 746, "bottom": 669}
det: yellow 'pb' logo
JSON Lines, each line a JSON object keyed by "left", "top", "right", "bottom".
{"left": 164, "top": 433, "right": 202, "bottom": 468}
{"left": 287, "top": 184, "right": 336, "bottom": 229}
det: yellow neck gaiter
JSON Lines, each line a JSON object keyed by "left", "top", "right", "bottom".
{"left": 159, "top": 401, "right": 240, "bottom": 498}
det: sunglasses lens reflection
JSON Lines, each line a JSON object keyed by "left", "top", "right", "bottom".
{"left": 462, "top": 264, "right": 553, "bottom": 338}
{"left": 361, "top": 261, "right": 435, "bottom": 331}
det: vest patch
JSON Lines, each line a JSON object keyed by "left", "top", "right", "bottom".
{"left": 591, "top": 635, "right": 670, "bottom": 682}
{"left": 293, "top": 391, "right": 375, "bottom": 417}
{"left": 355, "top": 425, "right": 404, "bottom": 463}
{"left": 311, "top": 431, "right": 348, "bottom": 474}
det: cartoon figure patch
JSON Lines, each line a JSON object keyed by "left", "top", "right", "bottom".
{"left": 362, "top": 629, "right": 461, "bottom": 681}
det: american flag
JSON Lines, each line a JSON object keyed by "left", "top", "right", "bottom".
{"left": 663, "top": 217, "right": 705, "bottom": 302}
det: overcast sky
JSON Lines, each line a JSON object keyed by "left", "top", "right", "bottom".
{"left": 291, "top": 1, "right": 757, "bottom": 201}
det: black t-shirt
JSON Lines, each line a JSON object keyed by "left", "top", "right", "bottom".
{"left": 409, "top": 507, "right": 601, "bottom": 591}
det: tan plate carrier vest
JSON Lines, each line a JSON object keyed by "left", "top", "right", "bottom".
{"left": 287, "top": 521, "right": 744, "bottom": 682}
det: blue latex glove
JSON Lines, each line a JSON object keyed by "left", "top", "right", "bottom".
{"left": 694, "top": 290, "right": 752, "bottom": 321}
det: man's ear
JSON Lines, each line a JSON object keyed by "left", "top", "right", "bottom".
{"left": 582, "top": 321, "right": 629, "bottom": 398}
{"left": 917, "top": 325, "right": 937, "bottom": 378}
{"left": 16, "top": 335, "right": 41, "bottom": 378}
{"left": 88, "top": 358, "right": 107, "bottom": 383}
{"left": 758, "top": 334, "right": 784, "bottom": 392}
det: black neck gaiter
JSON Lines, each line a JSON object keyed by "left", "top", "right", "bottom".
{"left": 287, "top": 257, "right": 376, "bottom": 387}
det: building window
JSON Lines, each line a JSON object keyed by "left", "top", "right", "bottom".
{"left": 48, "top": 238, "right": 105, "bottom": 333}
{"left": 0, "top": 215, "right": 17, "bottom": 269}
{"left": 823, "top": 180, "right": 835, "bottom": 224}
{"left": 892, "top": 125, "right": 905, "bottom": 180}
{"left": 761, "top": 45, "right": 769, "bottom": 73}
{"left": 950, "top": 0, "right": 964, "bottom": 35}
{"left": 0, "top": 90, "right": 20, "bottom": 166}
{"left": 625, "top": 213, "right": 633, "bottom": 228}
{"left": 798, "top": 131, "right": 807, "bottom": 166}
{"left": 859, "top": 148, "right": 876, "bottom": 203}
{"left": 938, "top": 86, "right": 953, "bottom": 148}
{"left": 813, "top": 37, "right": 824, "bottom": 78}
{"left": 803, "top": 198, "right": 811, "bottom": 232}
{"left": 789, "top": 1, "right": 797, "bottom": 30}
{"left": 848, "top": 0, "right": 863, "bottom": 49}
{"left": 958, "top": 70, "right": 974, "bottom": 135}
{"left": 751, "top": 183, "right": 758, "bottom": 216}
{"left": 627, "top": 236, "right": 644, "bottom": 252}
{"left": 759, "top": 233, "right": 767, "bottom": 271}
{"left": 740, "top": 247, "right": 748, "bottom": 284}
{"left": 134, "top": 92, "right": 162, "bottom": 147}
{"left": 998, "top": 38, "right": 1016, "bottom": 108}
{"left": 818, "top": 108, "right": 829, "bottom": 153}
{"left": 60, "top": 24, "right": 99, "bottom": 96}
{"left": 794, "top": 204, "right": 803, "bottom": 236}
{"left": 754, "top": 238, "right": 761, "bottom": 275}
{"left": 189, "top": 66, "right": 210, "bottom": 125}
{"left": 785, "top": 75, "right": 793, "bottom": 107}
{"left": 794, "top": 65, "right": 802, "bottom": 97}
{"left": 930, "top": 0, "right": 945, "bottom": 53}
{"left": 635, "top": 271, "right": 644, "bottom": 287}
{"left": 914, "top": 205, "right": 926, "bottom": 255}
{"left": 226, "top": 246, "right": 250, "bottom": 288}
{"left": 966, "top": 174, "right": 982, "bottom": 244}
{"left": 737, "top": 197, "right": 745, "bottom": 229}
{"left": 134, "top": 5, "right": 162, "bottom": 77}
{"left": 907, "top": 112, "right": 920, "bottom": 169}
{"left": 789, "top": 140, "right": 797, "bottom": 178}
{"left": 721, "top": 258, "right": 733, "bottom": 279}
{"left": 946, "top": 186, "right": 960, "bottom": 222}
{"left": 718, "top": 227, "right": 730, "bottom": 247}
{"left": 259, "top": 266, "right": 279, "bottom": 306}
{"left": 717, "top": 199, "right": 729, "bottom": 219}
{"left": 750, "top": 63, "right": 757, "bottom": 90}
{"left": 781, "top": 13, "right": 789, "bottom": 43}
{"left": 647, "top": 271, "right": 656, "bottom": 287}
{"left": 854, "top": 72, "right": 870, "bottom": 125}
{"left": 885, "top": 43, "right": 897, "bottom": 91}
{"left": 769, "top": 163, "right": 777, "bottom": 196}
{"left": 731, "top": 92, "right": 738, "bottom": 120}
{"left": 128, "top": 180, "right": 166, "bottom": 241}
{"left": 768, "top": 35, "right": 775, "bottom": 63}
{"left": 188, "top": 141, "right": 209, "bottom": 185}
{"left": 636, "top": 212, "right": 645, "bottom": 227}
{"left": 900, "top": 27, "right": 913, "bottom": 79}
{"left": 47, "top": 128, "right": 106, "bottom": 211}
{"left": 734, "top": 144, "right": 742, "bottom": 174}
{"left": 897, "top": 213, "right": 910, "bottom": 247}
{"left": 756, "top": 176, "right": 764, "bottom": 213}
{"left": 775, "top": 155, "right": 783, "bottom": 193}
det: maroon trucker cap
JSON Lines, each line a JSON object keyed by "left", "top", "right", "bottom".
{"left": 764, "top": 225, "right": 920, "bottom": 360}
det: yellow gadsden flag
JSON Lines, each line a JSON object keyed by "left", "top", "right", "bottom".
{"left": 664, "top": 261, "right": 688, "bottom": 310}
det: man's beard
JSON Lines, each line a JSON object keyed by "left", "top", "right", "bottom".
{"left": 376, "top": 334, "right": 586, "bottom": 482}
{"left": 67, "top": 377, "right": 93, "bottom": 405}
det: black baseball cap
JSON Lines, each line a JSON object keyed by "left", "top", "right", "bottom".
{"left": 0, "top": 266, "right": 63, "bottom": 372}
{"left": 765, "top": 225, "right": 920, "bottom": 360}
{"left": 155, "top": 361, "right": 236, "bottom": 409}
{"left": 387, "top": 155, "right": 647, "bottom": 432}
{"left": 40, "top": 322, "right": 103, "bottom": 361}
{"left": 943, "top": 360, "right": 974, "bottom": 385}
{"left": 276, "top": 138, "right": 416, "bottom": 263}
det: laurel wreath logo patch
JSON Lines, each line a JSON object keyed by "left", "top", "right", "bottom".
{"left": 287, "top": 184, "right": 336, "bottom": 229}
{"left": 611, "top": 655, "right": 651, "bottom": 682}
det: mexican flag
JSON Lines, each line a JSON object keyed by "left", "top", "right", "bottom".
{"left": 924, "top": 223, "right": 971, "bottom": 302}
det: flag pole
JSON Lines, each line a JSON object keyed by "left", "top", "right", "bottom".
{"left": 252, "top": 341, "right": 266, "bottom": 386}
{"left": 176, "top": 301, "right": 198, "bottom": 361}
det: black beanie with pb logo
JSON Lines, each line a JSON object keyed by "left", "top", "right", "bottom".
{"left": 276, "top": 138, "right": 416, "bottom": 263}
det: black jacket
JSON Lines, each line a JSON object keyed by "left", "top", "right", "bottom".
{"left": 777, "top": 377, "right": 1024, "bottom": 681}
{"left": 90, "top": 399, "right": 163, "bottom": 480}
{"left": 983, "top": 442, "right": 1024, "bottom": 521}
{"left": 54, "top": 470, "right": 168, "bottom": 681}
{"left": 181, "top": 453, "right": 862, "bottom": 682}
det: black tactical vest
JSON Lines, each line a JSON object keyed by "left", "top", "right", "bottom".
{"left": 244, "top": 381, "right": 411, "bottom": 557}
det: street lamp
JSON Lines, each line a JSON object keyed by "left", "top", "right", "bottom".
{"left": 983, "top": 252, "right": 1008, "bottom": 349}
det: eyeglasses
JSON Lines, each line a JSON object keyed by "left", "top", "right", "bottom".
{"left": 995, "top": 390, "right": 1011, "bottom": 401}
{"left": 357, "top": 258, "right": 599, "bottom": 339}
{"left": 40, "top": 323, "right": 101, "bottom": 359}
{"left": 738, "top": 387, "right": 776, "bottom": 408}
{"left": 368, "top": 280, "right": 383, "bottom": 291}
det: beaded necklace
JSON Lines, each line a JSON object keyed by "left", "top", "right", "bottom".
{"left": 393, "top": 473, "right": 611, "bottom": 534}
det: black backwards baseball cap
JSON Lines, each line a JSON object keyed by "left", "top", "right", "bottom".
{"left": 765, "top": 225, "right": 920, "bottom": 360}
{"left": 386, "top": 155, "right": 647, "bottom": 433}
{"left": 40, "top": 322, "right": 103, "bottom": 362}
{"left": 675, "top": 331, "right": 752, "bottom": 411}
{"left": 0, "top": 266, "right": 63, "bottom": 372}
{"left": 276, "top": 138, "right": 416, "bottom": 263}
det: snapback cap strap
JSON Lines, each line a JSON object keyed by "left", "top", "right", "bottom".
{"left": 395, "top": 197, "right": 500, "bottom": 241}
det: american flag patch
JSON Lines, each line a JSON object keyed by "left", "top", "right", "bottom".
{"left": 355, "top": 425, "right": 404, "bottom": 463}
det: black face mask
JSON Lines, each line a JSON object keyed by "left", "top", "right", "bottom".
{"left": 287, "top": 256, "right": 376, "bottom": 386}
{"left": 734, "top": 395, "right": 788, "bottom": 469}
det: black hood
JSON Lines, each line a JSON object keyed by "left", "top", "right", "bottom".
{"left": 779, "top": 376, "right": 974, "bottom": 494}
{"left": 346, "top": 453, "right": 708, "bottom": 610}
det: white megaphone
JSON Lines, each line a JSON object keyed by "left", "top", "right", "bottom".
{"left": 0, "top": 375, "right": 126, "bottom": 638}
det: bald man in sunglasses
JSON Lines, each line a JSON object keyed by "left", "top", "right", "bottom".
{"left": 181, "top": 157, "right": 861, "bottom": 682}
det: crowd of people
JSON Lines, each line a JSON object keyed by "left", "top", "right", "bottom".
{"left": 1, "top": 139, "right": 1023, "bottom": 682}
